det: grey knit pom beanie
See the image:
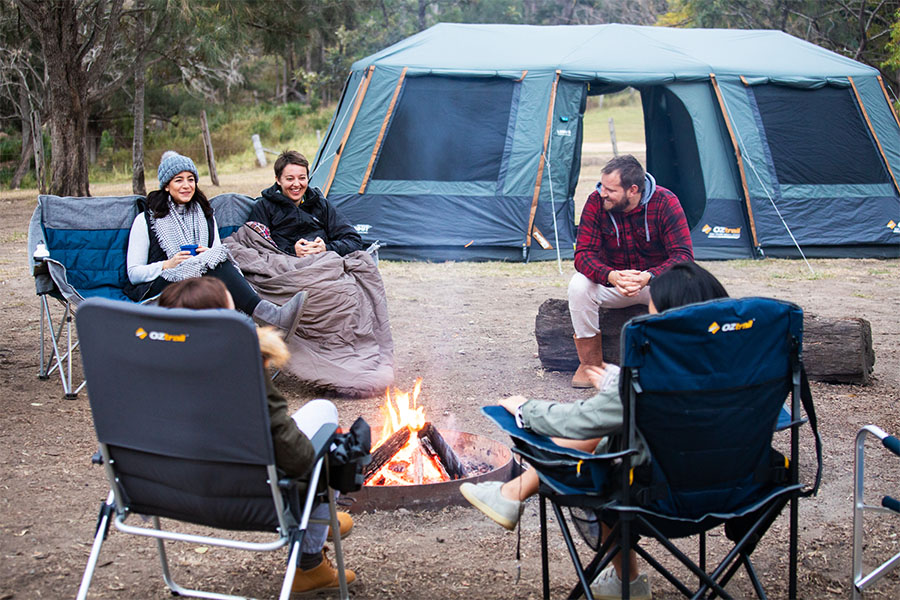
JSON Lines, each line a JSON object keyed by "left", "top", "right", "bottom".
{"left": 157, "top": 151, "right": 199, "bottom": 189}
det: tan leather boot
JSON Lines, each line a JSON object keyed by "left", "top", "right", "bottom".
{"left": 572, "top": 334, "right": 604, "bottom": 388}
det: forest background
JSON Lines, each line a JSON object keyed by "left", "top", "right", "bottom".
{"left": 1, "top": 0, "right": 899, "bottom": 198}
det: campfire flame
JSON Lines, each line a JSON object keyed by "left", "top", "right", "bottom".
{"left": 367, "top": 378, "right": 451, "bottom": 486}
{"left": 377, "top": 378, "right": 425, "bottom": 445}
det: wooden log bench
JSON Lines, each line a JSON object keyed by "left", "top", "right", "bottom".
{"left": 535, "top": 299, "right": 875, "bottom": 385}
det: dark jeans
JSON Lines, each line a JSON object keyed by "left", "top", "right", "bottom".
{"left": 145, "top": 261, "right": 261, "bottom": 315}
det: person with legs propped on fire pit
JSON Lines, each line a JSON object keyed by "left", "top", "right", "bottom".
{"left": 461, "top": 262, "right": 728, "bottom": 600}
{"left": 157, "top": 277, "right": 357, "bottom": 595}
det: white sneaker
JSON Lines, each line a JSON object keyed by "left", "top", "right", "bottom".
{"left": 590, "top": 565, "right": 652, "bottom": 600}
{"left": 459, "top": 481, "right": 523, "bottom": 530}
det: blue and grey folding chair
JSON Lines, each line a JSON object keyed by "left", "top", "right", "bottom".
{"left": 27, "top": 195, "right": 142, "bottom": 397}
{"left": 210, "top": 192, "right": 257, "bottom": 239}
{"left": 852, "top": 425, "right": 900, "bottom": 598}
{"left": 74, "top": 298, "right": 349, "bottom": 600}
{"left": 488, "top": 297, "right": 821, "bottom": 599}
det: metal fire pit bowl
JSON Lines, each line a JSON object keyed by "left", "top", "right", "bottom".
{"left": 346, "top": 429, "right": 513, "bottom": 513}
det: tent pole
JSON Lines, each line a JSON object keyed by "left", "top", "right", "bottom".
{"left": 849, "top": 76, "right": 900, "bottom": 197}
{"left": 710, "top": 73, "right": 759, "bottom": 252}
{"left": 876, "top": 75, "right": 900, "bottom": 131}
{"left": 525, "top": 70, "right": 561, "bottom": 258}
{"left": 359, "top": 67, "right": 408, "bottom": 194}
{"left": 322, "top": 66, "right": 375, "bottom": 197}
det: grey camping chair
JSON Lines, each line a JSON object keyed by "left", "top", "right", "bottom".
{"left": 852, "top": 425, "right": 900, "bottom": 598}
{"left": 74, "top": 298, "right": 349, "bottom": 600}
{"left": 27, "top": 193, "right": 257, "bottom": 398}
{"left": 27, "top": 194, "right": 143, "bottom": 397}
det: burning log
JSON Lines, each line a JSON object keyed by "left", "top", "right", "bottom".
{"left": 418, "top": 422, "right": 468, "bottom": 480}
{"left": 365, "top": 427, "right": 410, "bottom": 480}
{"left": 418, "top": 434, "right": 451, "bottom": 481}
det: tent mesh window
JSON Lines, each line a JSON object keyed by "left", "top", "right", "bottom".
{"left": 372, "top": 76, "right": 515, "bottom": 182}
{"left": 752, "top": 84, "right": 890, "bottom": 185}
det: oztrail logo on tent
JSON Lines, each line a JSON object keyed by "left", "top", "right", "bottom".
{"left": 708, "top": 319, "right": 754, "bottom": 335}
{"left": 135, "top": 327, "right": 187, "bottom": 342}
{"left": 701, "top": 224, "right": 741, "bottom": 240}
{"left": 355, "top": 224, "right": 372, "bottom": 235}
{"left": 888, "top": 220, "right": 899, "bottom": 234}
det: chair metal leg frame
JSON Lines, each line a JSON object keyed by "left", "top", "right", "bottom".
{"left": 629, "top": 515, "right": 735, "bottom": 600}
{"left": 852, "top": 426, "right": 900, "bottom": 599}
{"left": 78, "top": 472, "right": 327, "bottom": 599}
{"left": 566, "top": 521, "right": 621, "bottom": 600}
{"left": 76, "top": 492, "right": 116, "bottom": 600}
{"left": 537, "top": 494, "right": 631, "bottom": 600}
{"left": 326, "top": 486, "right": 350, "bottom": 600}
{"left": 546, "top": 499, "right": 597, "bottom": 600}
{"left": 277, "top": 457, "right": 349, "bottom": 600}
{"left": 38, "top": 295, "right": 84, "bottom": 398}
{"left": 540, "top": 496, "right": 550, "bottom": 600}
{"left": 629, "top": 493, "right": 793, "bottom": 600}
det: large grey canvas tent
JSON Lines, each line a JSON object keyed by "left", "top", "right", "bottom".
{"left": 310, "top": 23, "right": 900, "bottom": 261}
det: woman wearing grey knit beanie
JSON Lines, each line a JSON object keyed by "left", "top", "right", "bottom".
{"left": 123, "top": 151, "right": 309, "bottom": 335}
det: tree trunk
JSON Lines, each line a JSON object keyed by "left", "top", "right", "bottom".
{"left": 11, "top": 85, "right": 34, "bottom": 189}
{"left": 31, "top": 111, "right": 47, "bottom": 194}
{"left": 32, "top": 1, "right": 92, "bottom": 196}
{"left": 10, "top": 135, "right": 34, "bottom": 190}
{"left": 131, "top": 0, "right": 147, "bottom": 196}
{"left": 417, "top": 0, "right": 427, "bottom": 30}
{"left": 17, "top": 0, "right": 123, "bottom": 197}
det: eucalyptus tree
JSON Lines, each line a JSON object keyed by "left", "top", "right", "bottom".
{"left": 15, "top": 0, "right": 126, "bottom": 196}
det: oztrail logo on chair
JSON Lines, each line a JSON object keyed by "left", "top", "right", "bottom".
{"left": 707, "top": 319, "right": 754, "bottom": 335}
{"left": 134, "top": 327, "right": 188, "bottom": 342}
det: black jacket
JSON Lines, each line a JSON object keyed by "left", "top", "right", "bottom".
{"left": 248, "top": 184, "right": 364, "bottom": 256}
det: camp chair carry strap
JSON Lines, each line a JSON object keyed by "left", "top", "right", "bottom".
{"left": 799, "top": 365, "right": 823, "bottom": 497}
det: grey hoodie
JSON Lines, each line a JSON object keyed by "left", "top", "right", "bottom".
{"left": 598, "top": 172, "right": 656, "bottom": 246}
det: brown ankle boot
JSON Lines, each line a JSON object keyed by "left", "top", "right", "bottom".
{"left": 291, "top": 548, "right": 356, "bottom": 595}
{"left": 572, "top": 334, "right": 604, "bottom": 388}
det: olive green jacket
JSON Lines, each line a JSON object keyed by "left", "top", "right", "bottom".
{"left": 266, "top": 377, "right": 316, "bottom": 478}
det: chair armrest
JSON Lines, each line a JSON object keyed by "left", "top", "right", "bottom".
{"left": 309, "top": 423, "right": 338, "bottom": 461}
{"left": 276, "top": 424, "right": 338, "bottom": 491}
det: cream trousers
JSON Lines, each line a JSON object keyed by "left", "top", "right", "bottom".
{"left": 567, "top": 272, "right": 651, "bottom": 338}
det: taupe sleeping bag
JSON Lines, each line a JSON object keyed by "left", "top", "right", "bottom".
{"left": 225, "top": 224, "right": 394, "bottom": 397}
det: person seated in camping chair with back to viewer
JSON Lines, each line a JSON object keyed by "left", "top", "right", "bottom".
{"left": 569, "top": 154, "right": 693, "bottom": 388}
{"left": 248, "top": 150, "right": 365, "bottom": 257}
{"left": 156, "top": 277, "right": 356, "bottom": 595}
{"left": 461, "top": 262, "right": 729, "bottom": 600}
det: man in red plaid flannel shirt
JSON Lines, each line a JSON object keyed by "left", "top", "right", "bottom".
{"left": 569, "top": 155, "right": 693, "bottom": 387}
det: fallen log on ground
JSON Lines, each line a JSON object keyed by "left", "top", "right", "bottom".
{"left": 535, "top": 299, "right": 647, "bottom": 370}
{"left": 535, "top": 299, "right": 875, "bottom": 385}
{"left": 803, "top": 314, "right": 875, "bottom": 385}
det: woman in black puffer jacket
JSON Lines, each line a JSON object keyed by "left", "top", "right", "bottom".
{"left": 248, "top": 150, "right": 364, "bottom": 257}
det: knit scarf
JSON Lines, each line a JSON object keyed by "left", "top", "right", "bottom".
{"left": 149, "top": 198, "right": 230, "bottom": 282}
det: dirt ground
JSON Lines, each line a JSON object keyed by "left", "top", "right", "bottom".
{"left": 1, "top": 178, "right": 899, "bottom": 599}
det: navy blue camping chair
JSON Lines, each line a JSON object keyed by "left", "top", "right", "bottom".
{"left": 74, "top": 298, "right": 349, "bottom": 600}
{"left": 488, "top": 297, "right": 821, "bottom": 599}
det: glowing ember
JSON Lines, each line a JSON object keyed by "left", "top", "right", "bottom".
{"left": 367, "top": 379, "right": 451, "bottom": 486}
